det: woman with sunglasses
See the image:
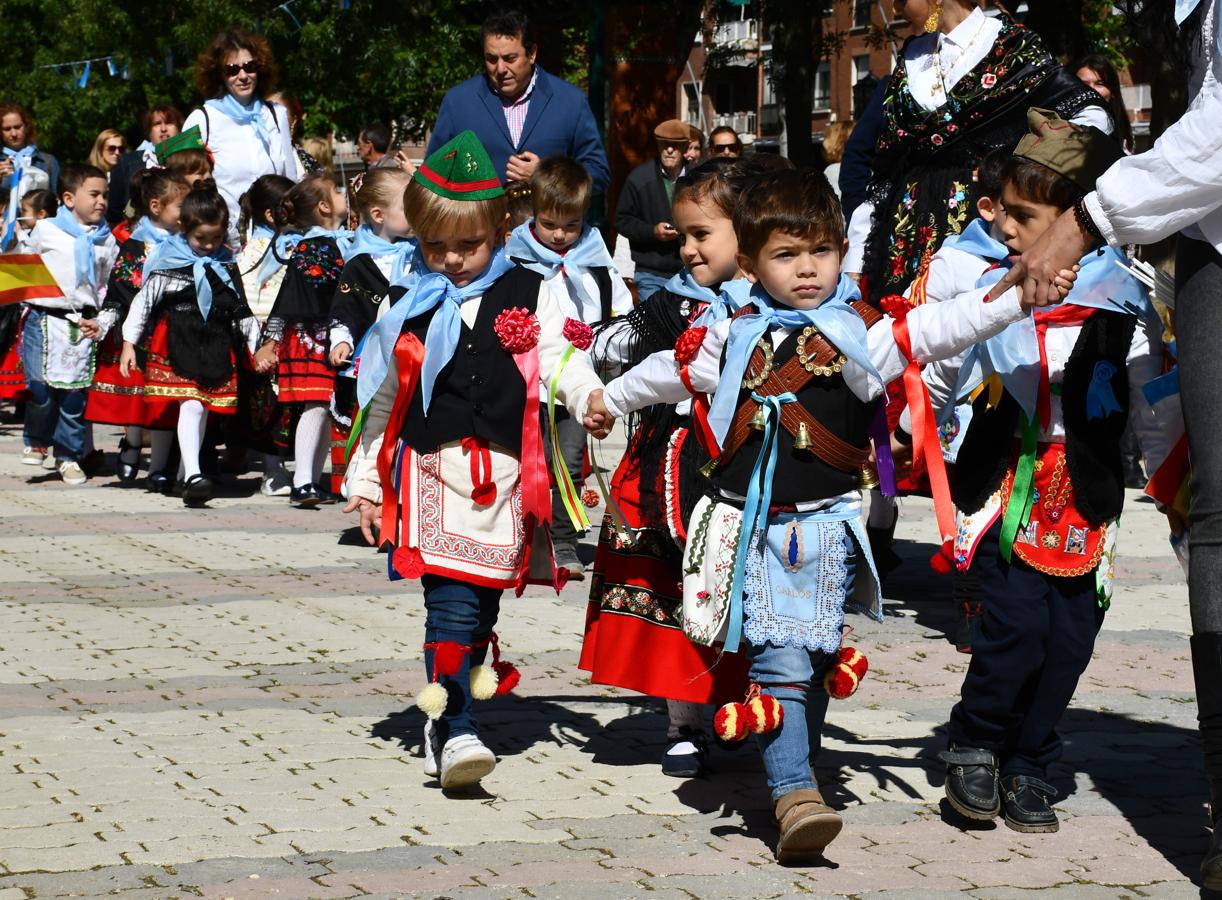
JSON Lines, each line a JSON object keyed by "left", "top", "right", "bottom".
{"left": 183, "top": 27, "right": 297, "bottom": 244}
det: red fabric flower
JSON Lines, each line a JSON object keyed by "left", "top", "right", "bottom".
{"left": 493, "top": 307, "right": 540, "bottom": 354}
{"left": 563, "top": 318, "right": 594, "bottom": 351}
{"left": 297, "top": 241, "right": 308, "bottom": 252}
{"left": 131, "top": 270, "right": 143, "bottom": 288}
{"left": 581, "top": 488, "right": 600, "bottom": 508}
{"left": 391, "top": 546, "right": 426, "bottom": 579}
{"left": 674, "top": 326, "right": 708, "bottom": 367}
{"left": 307, "top": 265, "right": 324, "bottom": 277}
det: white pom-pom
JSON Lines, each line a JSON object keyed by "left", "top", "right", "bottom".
{"left": 469, "top": 664, "right": 499, "bottom": 700}
{"left": 416, "top": 682, "right": 448, "bottom": 719}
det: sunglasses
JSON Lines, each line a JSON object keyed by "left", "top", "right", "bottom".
{"left": 710, "top": 143, "right": 738, "bottom": 154}
{"left": 223, "top": 61, "right": 259, "bottom": 78}
{"left": 104, "top": 144, "right": 124, "bottom": 153}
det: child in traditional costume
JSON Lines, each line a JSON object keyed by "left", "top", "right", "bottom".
{"left": 589, "top": 168, "right": 1076, "bottom": 862}
{"left": 580, "top": 156, "right": 774, "bottom": 779}
{"left": 118, "top": 181, "right": 261, "bottom": 506}
{"left": 20, "top": 164, "right": 117, "bottom": 484}
{"left": 344, "top": 132, "right": 605, "bottom": 790}
{"left": 928, "top": 110, "right": 1167, "bottom": 834}
{"left": 0, "top": 190, "right": 56, "bottom": 408}
{"left": 504, "top": 155, "right": 631, "bottom": 580}
{"left": 88, "top": 168, "right": 189, "bottom": 487}
{"left": 328, "top": 167, "right": 415, "bottom": 496}
{"left": 252, "top": 173, "right": 348, "bottom": 507}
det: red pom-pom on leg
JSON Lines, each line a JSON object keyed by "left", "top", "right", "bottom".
{"left": 929, "top": 539, "right": 955, "bottom": 574}
{"left": 492, "top": 660, "right": 520, "bottom": 695}
{"left": 824, "top": 646, "right": 869, "bottom": 699}
{"left": 713, "top": 702, "right": 749, "bottom": 742}
{"left": 429, "top": 641, "right": 469, "bottom": 678}
{"left": 745, "top": 694, "right": 784, "bottom": 734}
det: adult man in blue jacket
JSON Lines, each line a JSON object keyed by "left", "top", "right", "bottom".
{"left": 428, "top": 9, "right": 610, "bottom": 193}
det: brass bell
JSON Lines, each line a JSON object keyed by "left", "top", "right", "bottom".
{"left": 793, "top": 422, "right": 812, "bottom": 451}
{"left": 699, "top": 457, "right": 720, "bottom": 479}
{"left": 859, "top": 462, "right": 881, "bottom": 490}
{"left": 750, "top": 406, "right": 768, "bottom": 431}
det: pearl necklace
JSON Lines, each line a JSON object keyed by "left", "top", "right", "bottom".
{"left": 930, "top": 15, "right": 991, "bottom": 105}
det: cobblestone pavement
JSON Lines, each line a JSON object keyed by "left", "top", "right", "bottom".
{"left": 0, "top": 420, "right": 1208, "bottom": 899}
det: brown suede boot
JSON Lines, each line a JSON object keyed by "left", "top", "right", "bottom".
{"left": 773, "top": 787, "right": 843, "bottom": 864}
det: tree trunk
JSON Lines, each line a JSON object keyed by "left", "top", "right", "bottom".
{"left": 768, "top": 0, "right": 819, "bottom": 166}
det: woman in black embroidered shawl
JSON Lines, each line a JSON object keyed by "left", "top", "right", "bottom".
{"left": 854, "top": 1, "right": 1110, "bottom": 303}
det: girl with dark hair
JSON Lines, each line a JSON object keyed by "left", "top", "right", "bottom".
{"left": 117, "top": 180, "right": 262, "bottom": 506}
{"left": 183, "top": 27, "right": 297, "bottom": 243}
{"left": 1075, "top": 54, "right": 1134, "bottom": 153}
{"left": 252, "top": 172, "right": 348, "bottom": 507}
{"left": 88, "top": 168, "right": 191, "bottom": 487}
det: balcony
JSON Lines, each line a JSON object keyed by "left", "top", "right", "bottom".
{"left": 713, "top": 111, "right": 757, "bottom": 135}
{"left": 710, "top": 18, "right": 760, "bottom": 55}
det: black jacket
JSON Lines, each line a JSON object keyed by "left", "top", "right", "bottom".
{"left": 107, "top": 150, "right": 146, "bottom": 226}
{"left": 839, "top": 75, "right": 890, "bottom": 223}
{"left": 615, "top": 159, "right": 683, "bottom": 278}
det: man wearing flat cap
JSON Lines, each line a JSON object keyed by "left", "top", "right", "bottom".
{"left": 614, "top": 119, "right": 691, "bottom": 301}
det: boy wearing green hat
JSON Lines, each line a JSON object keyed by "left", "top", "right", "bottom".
{"left": 155, "top": 126, "right": 213, "bottom": 187}
{"left": 932, "top": 109, "right": 1170, "bottom": 833}
{"left": 343, "top": 131, "right": 606, "bottom": 790}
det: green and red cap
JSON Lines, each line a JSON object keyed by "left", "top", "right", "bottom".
{"left": 413, "top": 130, "right": 504, "bottom": 201}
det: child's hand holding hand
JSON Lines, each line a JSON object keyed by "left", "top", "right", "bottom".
{"left": 1019, "top": 264, "right": 1080, "bottom": 312}
{"left": 342, "top": 496, "right": 382, "bottom": 546}
{"left": 253, "top": 342, "right": 278, "bottom": 374}
{"left": 118, "top": 342, "right": 138, "bottom": 378}
{"left": 79, "top": 318, "right": 101, "bottom": 340}
{"left": 888, "top": 431, "right": 913, "bottom": 480}
{"left": 583, "top": 390, "right": 615, "bottom": 439}
{"left": 329, "top": 342, "right": 353, "bottom": 367}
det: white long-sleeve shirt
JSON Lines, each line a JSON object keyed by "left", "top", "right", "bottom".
{"left": 184, "top": 101, "right": 297, "bottom": 244}
{"left": 21, "top": 219, "right": 118, "bottom": 312}
{"left": 346, "top": 275, "right": 606, "bottom": 504}
{"left": 1085, "top": 0, "right": 1222, "bottom": 252}
{"left": 602, "top": 285, "right": 1028, "bottom": 419}
{"left": 121, "top": 269, "right": 262, "bottom": 354}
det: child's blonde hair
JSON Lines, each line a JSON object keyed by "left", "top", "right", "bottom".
{"left": 354, "top": 167, "right": 411, "bottom": 226}
{"left": 402, "top": 179, "right": 507, "bottom": 241}
{"left": 529, "top": 156, "right": 591, "bottom": 222}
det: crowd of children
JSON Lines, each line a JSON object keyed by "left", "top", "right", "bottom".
{"left": 0, "top": 100, "right": 1178, "bottom": 866}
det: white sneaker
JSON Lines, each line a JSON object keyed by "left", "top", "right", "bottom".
{"left": 41, "top": 453, "right": 58, "bottom": 470}
{"left": 58, "top": 460, "right": 87, "bottom": 486}
{"left": 422, "top": 720, "right": 442, "bottom": 778}
{"left": 260, "top": 469, "right": 292, "bottom": 497}
{"left": 439, "top": 734, "right": 496, "bottom": 789}
{"left": 21, "top": 447, "right": 45, "bottom": 466}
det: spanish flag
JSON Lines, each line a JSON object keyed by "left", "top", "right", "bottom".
{"left": 0, "top": 254, "right": 63, "bottom": 306}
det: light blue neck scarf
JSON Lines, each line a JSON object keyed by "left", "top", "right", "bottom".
{"left": 206, "top": 95, "right": 272, "bottom": 150}
{"left": 1175, "top": 0, "right": 1221, "bottom": 52}
{"left": 946, "top": 246, "right": 1152, "bottom": 425}
{"left": 50, "top": 206, "right": 112, "bottom": 292}
{"left": 505, "top": 222, "right": 617, "bottom": 319}
{"left": 143, "top": 232, "right": 236, "bottom": 321}
{"left": 255, "top": 226, "right": 352, "bottom": 285}
{"left": 356, "top": 249, "right": 515, "bottom": 411}
{"left": 941, "top": 216, "right": 1008, "bottom": 263}
{"left": 663, "top": 268, "right": 719, "bottom": 304}
{"left": 696, "top": 278, "right": 752, "bottom": 326}
{"left": 706, "top": 274, "right": 881, "bottom": 448}
{"left": 130, "top": 216, "right": 172, "bottom": 246}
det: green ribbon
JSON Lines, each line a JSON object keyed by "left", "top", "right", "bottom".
{"left": 344, "top": 404, "right": 367, "bottom": 463}
{"left": 547, "top": 345, "right": 591, "bottom": 533}
{"left": 999, "top": 414, "right": 1040, "bottom": 563}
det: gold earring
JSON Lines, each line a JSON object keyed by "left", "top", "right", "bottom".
{"left": 924, "top": 1, "right": 942, "bottom": 32}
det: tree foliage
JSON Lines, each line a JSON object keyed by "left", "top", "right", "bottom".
{"left": 0, "top": 0, "right": 591, "bottom": 162}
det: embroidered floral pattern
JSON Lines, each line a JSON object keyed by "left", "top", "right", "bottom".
{"left": 111, "top": 244, "right": 147, "bottom": 291}
{"left": 290, "top": 237, "right": 344, "bottom": 286}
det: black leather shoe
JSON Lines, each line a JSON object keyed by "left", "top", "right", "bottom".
{"left": 291, "top": 484, "right": 323, "bottom": 508}
{"left": 146, "top": 471, "right": 172, "bottom": 494}
{"left": 116, "top": 438, "right": 140, "bottom": 483}
{"left": 313, "top": 482, "right": 339, "bottom": 505}
{"left": 661, "top": 727, "right": 708, "bottom": 778}
{"left": 1001, "top": 775, "right": 1059, "bottom": 832}
{"left": 181, "top": 474, "right": 213, "bottom": 507}
{"left": 939, "top": 745, "right": 1000, "bottom": 820}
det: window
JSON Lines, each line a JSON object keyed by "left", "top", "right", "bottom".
{"left": 851, "top": 55, "right": 872, "bottom": 117}
{"left": 762, "top": 56, "right": 776, "bottom": 107}
{"left": 812, "top": 62, "right": 832, "bottom": 112}
{"left": 853, "top": 0, "right": 872, "bottom": 28}
{"left": 683, "top": 83, "right": 700, "bottom": 125}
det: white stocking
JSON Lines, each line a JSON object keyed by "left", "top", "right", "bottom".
{"left": 293, "top": 403, "right": 330, "bottom": 488}
{"left": 177, "top": 400, "right": 208, "bottom": 480}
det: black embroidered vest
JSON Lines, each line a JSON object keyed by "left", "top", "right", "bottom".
{"left": 396, "top": 266, "right": 542, "bottom": 454}
{"left": 712, "top": 327, "right": 880, "bottom": 505}
{"left": 952, "top": 311, "right": 1137, "bottom": 526}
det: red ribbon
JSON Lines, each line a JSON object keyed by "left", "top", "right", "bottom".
{"left": 679, "top": 364, "right": 720, "bottom": 458}
{"left": 377, "top": 333, "right": 426, "bottom": 550}
{"left": 891, "top": 313, "right": 956, "bottom": 543}
{"left": 511, "top": 346, "right": 551, "bottom": 525}
{"left": 463, "top": 436, "right": 496, "bottom": 506}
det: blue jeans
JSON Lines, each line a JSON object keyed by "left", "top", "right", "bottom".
{"left": 421, "top": 575, "right": 503, "bottom": 742}
{"left": 749, "top": 641, "right": 835, "bottom": 802}
{"left": 633, "top": 270, "right": 671, "bottom": 302}
{"left": 21, "top": 308, "right": 87, "bottom": 461}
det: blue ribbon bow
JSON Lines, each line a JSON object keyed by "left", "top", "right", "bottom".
{"left": 707, "top": 275, "right": 881, "bottom": 449}
{"left": 50, "top": 206, "right": 112, "bottom": 294}
{"left": 143, "top": 232, "right": 236, "bottom": 320}
{"left": 356, "top": 249, "right": 515, "bottom": 411}
{"left": 1086, "top": 361, "right": 1123, "bottom": 420}
{"left": 504, "top": 221, "right": 617, "bottom": 320}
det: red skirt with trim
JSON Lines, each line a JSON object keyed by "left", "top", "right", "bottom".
{"left": 0, "top": 338, "right": 25, "bottom": 401}
{"left": 85, "top": 334, "right": 148, "bottom": 426}
{"left": 579, "top": 446, "right": 749, "bottom": 705}
{"left": 276, "top": 323, "right": 335, "bottom": 405}
{"left": 142, "top": 318, "right": 239, "bottom": 418}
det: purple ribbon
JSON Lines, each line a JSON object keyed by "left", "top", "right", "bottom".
{"left": 868, "top": 406, "right": 897, "bottom": 497}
